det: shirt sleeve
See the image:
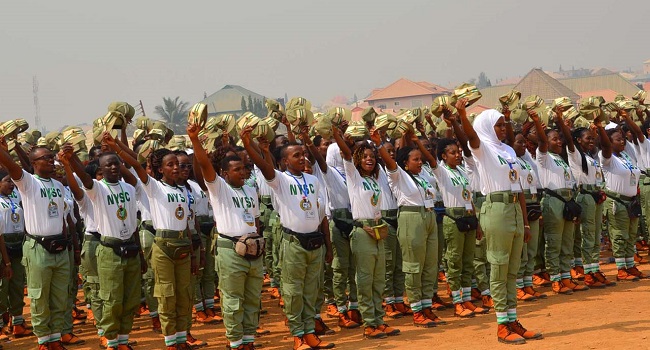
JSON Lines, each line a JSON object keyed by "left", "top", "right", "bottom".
{"left": 84, "top": 179, "right": 101, "bottom": 201}
{"left": 265, "top": 169, "right": 287, "bottom": 195}
{"left": 536, "top": 149, "right": 549, "bottom": 167}
{"left": 599, "top": 150, "right": 612, "bottom": 168}
{"left": 12, "top": 169, "right": 34, "bottom": 194}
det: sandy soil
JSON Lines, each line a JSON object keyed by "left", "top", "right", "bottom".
{"left": 6, "top": 254, "right": 650, "bottom": 350}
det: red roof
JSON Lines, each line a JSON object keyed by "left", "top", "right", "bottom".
{"left": 643, "top": 82, "right": 650, "bottom": 92}
{"left": 577, "top": 89, "right": 621, "bottom": 102}
{"left": 467, "top": 104, "right": 490, "bottom": 115}
{"left": 366, "top": 78, "right": 449, "bottom": 101}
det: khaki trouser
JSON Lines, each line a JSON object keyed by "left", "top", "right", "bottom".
{"left": 271, "top": 216, "right": 283, "bottom": 289}
{"left": 443, "top": 213, "right": 476, "bottom": 293}
{"left": 216, "top": 237, "right": 263, "bottom": 342}
{"left": 639, "top": 177, "right": 650, "bottom": 241}
{"left": 480, "top": 195, "right": 524, "bottom": 313}
{"left": 576, "top": 193, "right": 602, "bottom": 266}
{"left": 473, "top": 195, "right": 490, "bottom": 292}
{"left": 140, "top": 227, "right": 158, "bottom": 315}
{"left": 350, "top": 224, "right": 385, "bottom": 327}
{"left": 96, "top": 242, "right": 141, "bottom": 340}
{"left": 194, "top": 227, "right": 216, "bottom": 306}
{"left": 542, "top": 195, "right": 575, "bottom": 278}
{"left": 281, "top": 233, "right": 324, "bottom": 336}
{"left": 605, "top": 197, "right": 638, "bottom": 259}
{"left": 518, "top": 219, "right": 540, "bottom": 278}
{"left": 80, "top": 236, "right": 103, "bottom": 330}
{"left": 151, "top": 237, "right": 192, "bottom": 336}
{"left": 22, "top": 237, "right": 71, "bottom": 338}
{"left": 397, "top": 208, "right": 437, "bottom": 305}
{"left": 62, "top": 249, "right": 77, "bottom": 335}
{"left": 382, "top": 210, "right": 404, "bottom": 299}
{"left": 0, "top": 254, "right": 26, "bottom": 317}
{"left": 330, "top": 209, "right": 357, "bottom": 309}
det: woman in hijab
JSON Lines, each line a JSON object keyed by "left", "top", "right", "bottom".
{"left": 460, "top": 109, "right": 542, "bottom": 345}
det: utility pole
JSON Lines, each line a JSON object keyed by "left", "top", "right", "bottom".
{"left": 137, "top": 100, "right": 146, "bottom": 116}
{"left": 33, "top": 76, "right": 42, "bottom": 132}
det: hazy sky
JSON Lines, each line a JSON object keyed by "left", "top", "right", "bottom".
{"left": 1, "top": 0, "right": 648, "bottom": 131}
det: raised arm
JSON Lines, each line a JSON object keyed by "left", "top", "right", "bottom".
{"left": 554, "top": 107, "right": 575, "bottom": 152}
{"left": 413, "top": 133, "right": 437, "bottom": 168}
{"left": 501, "top": 105, "right": 515, "bottom": 146}
{"left": 371, "top": 128, "right": 396, "bottom": 171}
{"left": 187, "top": 124, "right": 216, "bottom": 183}
{"left": 13, "top": 142, "right": 33, "bottom": 174}
{"left": 61, "top": 144, "right": 93, "bottom": 190}
{"left": 103, "top": 132, "right": 148, "bottom": 184}
{"left": 331, "top": 125, "right": 352, "bottom": 162}
{"left": 458, "top": 99, "right": 480, "bottom": 149}
{"left": 593, "top": 121, "right": 611, "bottom": 159}
{"left": 58, "top": 148, "right": 84, "bottom": 201}
{"left": 299, "top": 126, "right": 327, "bottom": 173}
{"left": 528, "top": 110, "right": 547, "bottom": 153}
{"left": 241, "top": 126, "right": 275, "bottom": 180}
{"left": 120, "top": 164, "right": 137, "bottom": 187}
{"left": 0, "top": 137, "right": 24, "bottom": 180}
{"left": 620, "top": 109, "right": 645, "bottom": 144}
{"left": 446, "top": 110, "right": 471, "bottom": 157}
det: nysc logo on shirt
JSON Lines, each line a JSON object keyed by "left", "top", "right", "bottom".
{"left": 167, "top": 193, "right": 187, "bottom": 203}
{"left": 289, "top": 184, "right": 315, "bottom": 196}
{"left": 40, "top": 188, "right": 63, "bottom": 199}
{"left": 362, "top": 182, "right": 380, "bottom": 192}
{"left": 497, "top": 155, "right": 508, "bottom": 166}
{"left": 107, "top": 192, "right": 131, "bottom": 205}
{"left": 232, "top": 196, "right": 255, "bottom": 209}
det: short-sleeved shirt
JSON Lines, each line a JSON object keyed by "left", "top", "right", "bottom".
{"left": 322, "top": 165, "right": 351, "bottom": 211}
{"left": 377, "top": 166, "right": 398, "bottom": 211}
{"left": 205, "top": 176, "right": 259, "bottom": 237}
{"left": 433, "top": 162, "right": 473, "bottom": 209}
{"left": 387, "top": 166, "right": 436, "bottom": 208}
{"left": 536, "top": 150, "right": 575, "bottom": 190}
{"left": 469, "top": 143, "right": 520, "bottom": 195}
{"left": 343, "top": 159, "right": 381, "bottom": 220}
{"left": 567, "top": 147, "right": 603, "bottom": 187}
{"left": 600, "top": 151, "right": 640, "bottom": 197}
{"left": 0, "top": 195, "right": 24, "bottom": 234}
{"left": 633, "top": 139, "right": 650, "bottom": 171}
{"left": 516, "top": 155, "right": 538, "bottom": 193}
{"left": 188, "top": 180, "right": 210, "bottom": 217}
{"left": 85, "top": 179, "right": 138, "bottom": 240}
{"left": 142, "top": 176, "right": 189, "bottom": 231}
{"left": 13, "top": 170, "right": 66, "bottom": 236}
{"left": 463, "top": 155, "right": 482, "bottom": 195}
{"left": 326, "top": 143, "right": 346, "bottom": 178}
{"left": 76, "top": 194, "right": 98, "bottom": 233}
{"left": 266, "top": 170, "right": 321, "bottom": 233}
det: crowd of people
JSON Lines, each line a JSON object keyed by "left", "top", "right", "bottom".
{"left": 0, "top": 87, "right": 649, "bottom": 350}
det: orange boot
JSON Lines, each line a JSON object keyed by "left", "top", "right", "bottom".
{"left": 423, "top": 307, "right": 447, "bottom": 325}
{"left": 303, "top": 333, "right": 335, "bottom": 349}
{"left": 325, "top": 304, "right": 339, "bottom": 318}
{"left": 616, "top": 268, "right": 639, "bottom": 281}
{"left": 570, "top": 266, "right": 585, "bottom": 280}
{"left": 337, "top": 312, "right": 359, "bottom": 329}
{"left": 412, "top": 311, "right": 436, "bottom": 328}
{"left": 453, "top": 303, "right": 474, "bottom": 318}
{"left": 383, "top": 303, "right": 403, "bottom": 319}
{"left": 293, "top": 336, "right": 312, "bottom": 350}
{"left": 594, "top": 271, "right": 616, "bottom": 286}
{"left": 462, "top": 300, "right": 488, "bottom": 314}
{"left": 314, "top": 318, "right": 335, "bottom": 336}
{"left": 523, "top": 286, "right": 547, "bottom": 299}
{"left": 376, "top": 323, "right": 400, "bottom": 336}
{"left": 516, "top": 288, "right": 537, "bottom": 301}
{"left": 509, "top": 320, "right": 543, "bottom": 340}
{"left": 584, "top": 273, "right": 605, "bottom": 288}
{"left": 363, "top": 326, "right": 387, "bottom": 339}
{"left": 481, "top": 295, "right": 495, "bottom": 309}
{"left": 393, "top": 302, "right": 413, "bottom": 315}
{"left": 497, "top": 324, "right": 526, "bottom": 345}
{"left": 551, "top": 281, "right": 573, "bottom": 295}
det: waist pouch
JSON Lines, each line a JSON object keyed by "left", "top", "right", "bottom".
{"left": 199, "top": 223, "right": 214, "bottom": 236}
{"left": 582, "top": 189, "right": 607, "bottom": 205}
{"left": 363, "top": 223, "right": 389, "bottom": 240}
{"left": 445, "top": 214, "right": 479, "bottom": 232}
{"left": 102, "top": 241, "right": 140, "bottom": 258}
{"left": 155, "top": 239, "right": 192, "bottom": 260}
{"left": 383, "top": 217, "right": 398, "bottom": 229}
{"left": 27, "top": 233, "right": 68, "bottom": 254}
{"left": 222, "top": 233, "right": 265, "bottom": 260}
{"left": 191, "top": 234, "right": 202, "bottom": 251}
{"left": 284, "top": 228, "right": 324, "bottom": 251}
{"left": 526, "top": 203, "right": 542, "bottom": 222}
{"left": 332, "top": 217, "right": 354, "bottom": 239}
{"left": 5, "top": 241, "right": 23, "bottom": 258}
{"left": 610, "top": 195, "right": 642, "bottom": 218}
{"left": 545, "top": 188, "right": 582, "bottom": 221}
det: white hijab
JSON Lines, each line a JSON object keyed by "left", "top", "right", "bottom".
{"left": 472, "top": 109, "right": 516, "bottom": 161}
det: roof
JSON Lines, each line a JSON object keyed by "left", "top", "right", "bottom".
{"left": 560, "top": 74, "right": 640, "bottom": 96}
{"left": 645, "top": 59, "right": 650, "bottom": 64}
{"left": 199, "top": 85, "right": 266, "bottom": 115}
{"left": 577, "top": 89, "right": 621, "bottom": 102}
{"left": 512, "top": 69, "right": 580, "bottom": 102}
{"left": 365, "top": 78, "right": 449, "bottom": 102}
{"left": 467, "top": 104, "right": 490, "bottom": 115}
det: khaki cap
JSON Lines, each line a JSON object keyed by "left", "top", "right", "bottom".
{"left": 108, "top": 102, "right": 135, "bottom": 122}
{"left": 361, "top": 107, "right": 378, "bottom": 123}
{"left": 286, "top": 97, "right": 312, "bottom": 111}
{"left": 563, "top": 106, "right": 580, "bottom": 121}
{"left": 311, "top": 113, "right": 333, "bottom": 139}
{"left": 551, "top": 97, "right": 573, "bottom": 112}
{"left": 510, "top": 108, "right": 528, "bottom": 124}
{"left": 17, "top": 132, "right": 34, "bottom": 145}
{"left": 147, "top": 128, "right": 167, "bottom": 142}
{"left": 265, "top": 98, "right": 285, "bottom": 119}
{"left": 499, "top": 89, "right": 522, "bottom": 109}
{"left": 431, "top": 95, "right": 456, "bottom": 117}
{"left": 261, "top": 116, "right": 280, "bottom": 131}
{"left": 374, "top": 113, "right": 398, "bottom": 131}
{"left": 102, "top": 111, "right": 126, "bottom": 131}
{"left": 286, "top": 107, "right": 314, "bottom": 127}
{"left": 44, "top": 132, "right": 62, "bottom": 152}
{"left": 387, "top": 119, "right": 413, "bottom": 139}
{"left": 344, "top": 121, "right": 369, "bottom": 140}
{"left": 633, "top": 90, "right": 647, "bottom": 102}
{"left": 138, "top": 139, "right": 161, "bottom": 164}
{"left": 188, "top": 103, "right": 208, "bottom": 129}
{"left": 327, "top": 107, "right": 351, "bottom": 126}
{"left": 135, "top": 116, "right": 151, "bottom": 131}
{"left": 133, "top": 128, "right": 146, "bottom": 144}
{"left": 214, "top": 114, "right": 237, "bottom": 137}
{"left": 451, "top": 83, "right": 482, "bottom": 107}
{"left": 573, "top": 116, "right": 591, "bottom": 128}
{"left": 522, "top": 95, "right": 550, "bottom": 126}
{"left": 61, "top": 127, "right": 86, "bottom": 147}
{"left": 167, "top": 135, "right": 187, "bottom": 151}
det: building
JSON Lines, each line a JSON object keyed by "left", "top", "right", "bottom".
{"left": 199, "top": 85, "right": 266, "bottom": 116}
{"left": 365, "top": 78, "right": 449, "bottom": 110}
{"left": 644, "top": 59, "right": 650, "bottom": 75}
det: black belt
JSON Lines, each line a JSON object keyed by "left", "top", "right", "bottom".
{"left": 141, "top": 221, "right": 155, "bottom": 234}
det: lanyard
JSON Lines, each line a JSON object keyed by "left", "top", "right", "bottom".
{"left": 362, "top": 176, "right": 381, "bottom": 203}
{"left": 0, "top": 195, "right": 16, "bottom": 215}
{"left": 230, "top": 185, "right": 251, "bottom": 212}
{"left": 333, "top": 167, "right": 347, "bottom": 185}
{"left": 103, "top": 179, "right": 127, "bottom": 224}
{"left": 517, "top": 157, "right": 532, "bottom": 171}
{"left": 444, "top": 164, "right": 468, "bottom": 190}
{"left": 549, "top": 153, "right": 569, "bottom": 170}
{"left": 34, "top": 175, "right": 55, "bottom": 203}
{"left": 617, "top": 152, "right": 635, "bottom": 173}
{"left": 286, "top": 171, "right": 309, "bottom": 198}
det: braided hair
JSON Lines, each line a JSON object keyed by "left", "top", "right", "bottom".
{"left": 435, "top": 138, "right": 458, "bottom": 161}
{"left": 149, "top": 148, "right": 173, "bottom": 181}
{"left": 351, "top": 143, "right": 379, "bottom": 178}
{"left": 395, "top": 146, "right": 416, "bottom": 173}
{"left": 572, "top": 127, "right": 590, "bottom": 174}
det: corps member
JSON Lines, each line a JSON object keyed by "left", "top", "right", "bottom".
{"left": 188, "top": 124, "right": 262, "bottom": 350}
{"left": 0, "top": 140, "right": 70, "bottom": 350}
{"left": 105, "top": 133, "right": 196, "bottom": 350}
{"left": 60, "top": 145, "right": 145, "bottom": 350}
{"left": 460, "top": 109, "right": 542, "bottom": 344}
{"left": 243, "top": 127, "right": 335, "bottom": 350}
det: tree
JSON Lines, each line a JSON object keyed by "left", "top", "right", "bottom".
{"left": 153, "top": 96, "right": 190, "bottom": 134}
{"left": 241, "top": 96, "right": 247, "bottom": 112}
{"left": 248, "top": 95, "right": 254, "bottom": 113}
{"left": 352, "top": 93, "right": 358, "bottom": 103}
{"left": 477, "top": 72, "right": 491, "bottom": 89}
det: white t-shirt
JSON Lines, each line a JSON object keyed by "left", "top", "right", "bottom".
{"left": 255, "top": 165, "right": 277, "bottom": 208}
{"left": 0, "top": 195, "right": 24, "bottom": 234}
{"left": 142, "top": 176, "right": 190, "bottom": 231}
{"left": 8, "top": 188, "right": 21, "bottom": 205}
{"left": 387, "top": 166, "right": 436, "bottom": 208}
{"left": 76, "top": 194, "right": 98, "bottom": 234}
{"left": 462, "top": 155, "right": 482, "bottom": 195}
{"left": 516, "top": 155, "right": 538, "bottom": 193}
{"left": 129, "top": 168, "right": 152, "bottom": 222}
{"left": 322, "top": 165, "right": 351, "bottom": 211}
{"left": 600, "top": 151, "right": 641, "bottom": 197}
{"left": 188, "top": 180, "right": 210, "bottom": 217}
{"left": 309, "top": 164, "right": 330, "bottom": 220}
{"left": 326, "top": 143, "right": 345, "bottom": 178}
{"left": 624, "top": 142, "right": 638, "bottom": 165}
{"left": 567, "top": 147, "right": 603, "bottom": 187}
{"left": 13, "top": 170, "right": 66, "bottom": 236}
{"left": 433, "top": 162, "right": 473, "bottom": 209}
{"left": 85, "top": 179, "right": 139, "bottom": 240}
{"left": 633, "top": 139, "right": 650, "bottom": 171}
{"left": 377, "top": 166, "right": 398, "bottom": 211}
{"left": 343, "top": 159, "right": 381, "bottom": 220}
{"left": 205, "top": 176, "right": 259, "bottom": 237}
{"left": 469, "top": 143, "right": 520, "bottom": 194}
{"left": 536, "top": 150, "right": 575, "bottom": 190}
{"left": 266, "top": 170, "right": 322, "bottom": 233}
